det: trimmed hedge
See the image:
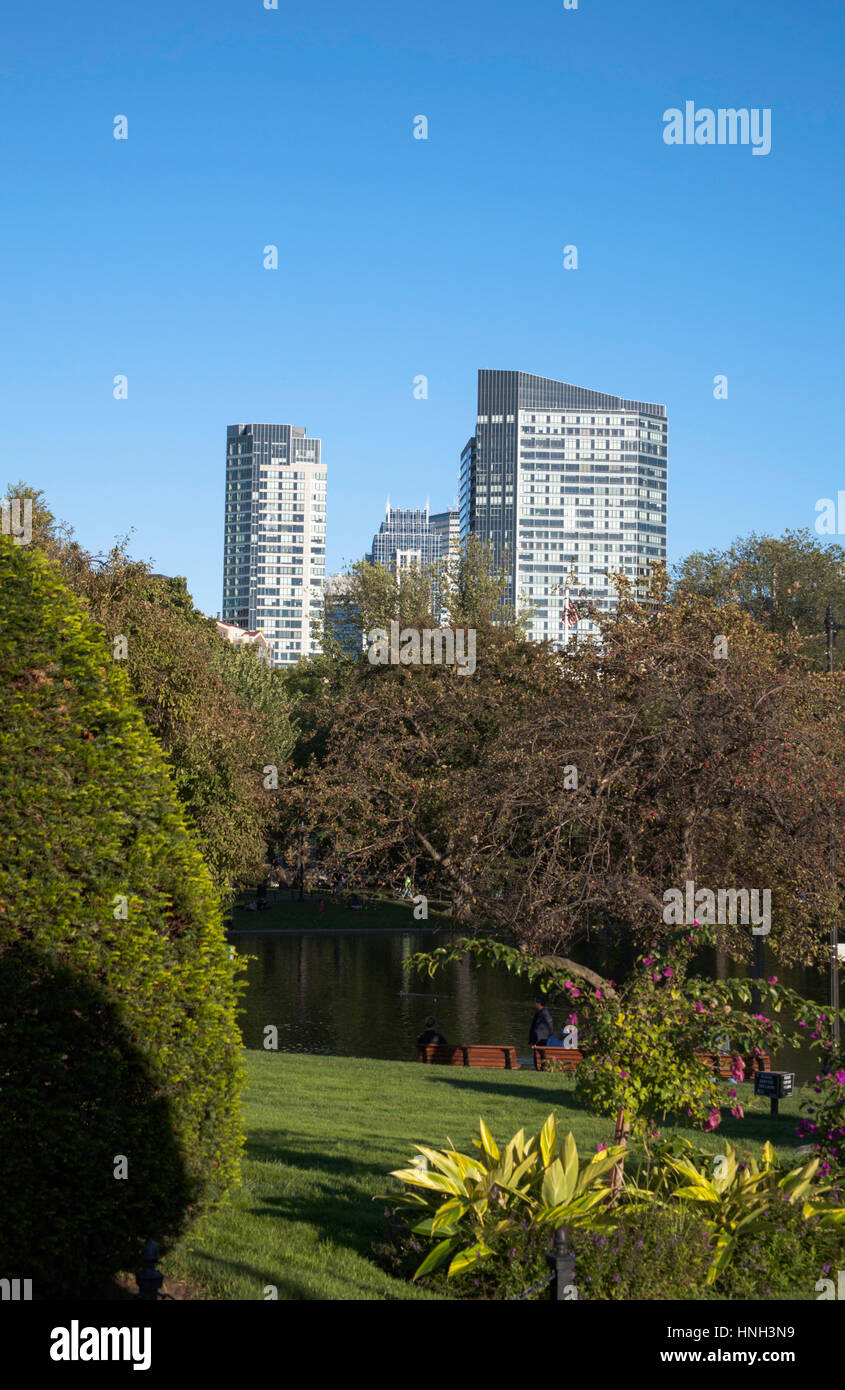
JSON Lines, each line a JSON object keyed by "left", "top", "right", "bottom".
{"left": 0, "top": 536, "right": 245, "bottom": 1297}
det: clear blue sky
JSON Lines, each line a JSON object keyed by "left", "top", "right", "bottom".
{"left": 1, "top": 0, "right": 842, "bottom": 614}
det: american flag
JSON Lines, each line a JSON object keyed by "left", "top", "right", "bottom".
{"left": 561, "top": 600, "right": 579, "bottom": 626}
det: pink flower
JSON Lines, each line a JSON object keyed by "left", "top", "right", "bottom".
{"left": 595, "top": 989, "right": 604, "bottom": 1000}
{"left": 731, "top": 1104, "right": 744, "bottom": 1120}
{"left": 642, "top": 956, "right": 654, "bottom": 967}
{"left": 768, "top": 976, "right": 778, "bottom": 985}
{"left": 663, "top": 967, "right": 674, "bottom": 978}
{"left": 703, "top": 1108, "right": 721, "bottom": 1133}
{"left": 694, "top": 1001, "right": 705, "bottom": 1014}
{"left": 596, "top": 1142, "right": 606, "bottom": 1152}
{"left": 834, "top": 1071, "right": 845, "bottom": 1086}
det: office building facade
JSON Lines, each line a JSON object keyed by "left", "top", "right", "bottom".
{"left": 222, "top": 422, "right": 326, "bottom": 667}
{"left": 429, "top": 507, "right": 460, "bottom": 557}
{"left": 368, "top": 503, "right": 442, "bottom": 574}
{"left": 460, "top": 370, "right": 667, "bottom": 642}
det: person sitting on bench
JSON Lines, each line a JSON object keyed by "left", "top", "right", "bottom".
{"left": 417, "top": 1016, "right": 447, "bottom": 1047}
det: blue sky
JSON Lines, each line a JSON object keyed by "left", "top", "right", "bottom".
{"left": 1, "top": 0, "right": 843, "bottom": 614}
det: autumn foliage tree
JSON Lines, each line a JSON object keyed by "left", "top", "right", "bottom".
{"left": 286, "top": 568, "right": 845, "bottom": 974}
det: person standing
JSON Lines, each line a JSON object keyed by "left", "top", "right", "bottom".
{"left": 529, "top": 998, "right": 554, "bottom": 1047}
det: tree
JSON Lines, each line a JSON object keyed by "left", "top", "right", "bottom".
{"left": 316, "top": 537, "right": 527, "bottom": 659}
{"left": 673, "top": 529, "right": 845, "bottom": 669}
{"left": 5, "top": 482, "right": 295, "bottom": 894}
{"left": 0, "top": 535, "right": 244, "bottom": 1296}
{"left": 285, "top": 569, "right": 845, "bottom": 973}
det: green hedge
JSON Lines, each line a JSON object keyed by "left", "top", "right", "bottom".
{"left": 0, "top": 536, "right": 245, "bottom": 1297}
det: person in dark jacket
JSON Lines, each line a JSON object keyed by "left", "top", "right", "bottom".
{"left": 529, "top": 999, "right": 554, "bottom": 1047}
{"left": 417, "top": 1015, "right": 447, "bottom": 1047}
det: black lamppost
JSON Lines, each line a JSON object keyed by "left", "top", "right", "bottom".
{"left": 298, "top": 821, "right": 306, "bottom": 902}
{"left": 823, "top": 605, "right": 842, "bottom": 1050}
{"left": 824, "top": 603, "right": 841, "bottom": 675}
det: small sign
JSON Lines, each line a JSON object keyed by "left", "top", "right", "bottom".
{"left": 754, "top": 1071, "right": 794, "bottom": 1099}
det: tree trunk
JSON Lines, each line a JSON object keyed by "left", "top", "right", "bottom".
{"left": 610, "top": 1106, "right": 630, "bottom": 1196}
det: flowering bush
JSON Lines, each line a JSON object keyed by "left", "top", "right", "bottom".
{"left": 799, "top": 1065, "right": 845, "bottom": 1173}
{"left": 574, "top": 982, "right": 722, "bottom": 1137}
{"left": 409, "top": 928, "right": 845, "bottom": 1141}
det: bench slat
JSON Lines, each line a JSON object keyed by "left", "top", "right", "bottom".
{"left": 533, "top": 1047, "right": 584, "bottom": 1073}
{"left": 418, "top": 1044, "right": 521, "bottom": 1070}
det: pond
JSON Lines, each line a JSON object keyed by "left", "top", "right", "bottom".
{"left": 231, "top": 919, "right": 831, "bottom": 1084}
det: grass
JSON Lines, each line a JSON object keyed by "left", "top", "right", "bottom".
{"left": 163, "top": 1050, "right": 811, "bottom": 1301}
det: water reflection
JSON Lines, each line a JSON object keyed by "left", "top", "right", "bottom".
{"left": 234, "top": 929, "right": 831, "bottom": 1083}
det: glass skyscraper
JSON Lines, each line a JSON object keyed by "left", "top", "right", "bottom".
{"left": 429, "top": 507, "right": 460, "bottom": 558}
{"left": 368, "top": 503, "right": 442, "bottom": 573}
{"left": 460, "top": 370, "right": 667, "bottom": 642}
{"left": 222, "top": 422, "right": 326, "bottom": 667}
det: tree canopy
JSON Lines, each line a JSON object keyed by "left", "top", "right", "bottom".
{"left": 284, "top": 569, "right": 845, "bottom": 971}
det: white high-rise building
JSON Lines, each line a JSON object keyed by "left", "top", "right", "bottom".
{"left": 222, "top": 423, "right": 327, "bottom": 667}
{"left": 460, "top": 371, "right": 667, "bottom": 643}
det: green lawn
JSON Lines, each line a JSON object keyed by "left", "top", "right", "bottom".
{"left": 163, "top": 1050, "right": 809, "bottom": 1301}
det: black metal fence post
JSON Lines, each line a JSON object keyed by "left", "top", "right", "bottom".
{"left": 548, "top": 1225, "right": 576, "bottom": 1300}
{"left": 134, "top": 1240, "right": 165, "bottom": 1300}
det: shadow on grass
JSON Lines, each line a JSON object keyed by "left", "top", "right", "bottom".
{"left": 243, "top": 1132, "right": 398, "bottom": 1258}
{"left": 419, "top": 1071, "right": 584, "bottom": 1112}
{"left": 177, "top": 1248, "right": 319, "bottom": 1301}
{"left": 246, "top": 1131, "right": 393, "bottom": 1178}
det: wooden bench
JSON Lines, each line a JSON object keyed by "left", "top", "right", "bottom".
{"left": 417, "top": 1044, "right": 521, "bottom": 1070}
{"left": 694, "top": 1051, "right": 771, "bottom": 1079}
{"left": 532, "top": 1046, "right": 585, "bottom": 1073}
{"left": 530, "top": 1048, "right": 771, "bottom": 1078}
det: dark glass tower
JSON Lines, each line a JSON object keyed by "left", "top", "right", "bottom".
{"left": 460, "top": 370, "right": 667, "bottom": 642}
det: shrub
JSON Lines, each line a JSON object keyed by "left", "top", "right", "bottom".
{"left": 0, "top": 537, "right": 245, "bottom": 1297}
{"left": 627, "top": 1137, "right": 845, "bottom": 1283}
{"left": 571, "top": 1206, "right": 714, "bottom": 1300}
{"left": 714, "top": 1193, "right": 845, "bottom": 1299}
{"left": 375, "top": 1214, "right": 554, "bottom": 1300}
{"left": 798, "top": 1064, "right": 845, "bottom": 1172}
{"left": 382, "top": 1112, "right": 624, "bottom": 1281}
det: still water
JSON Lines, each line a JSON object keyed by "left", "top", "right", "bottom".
{"left": 232, "top": 926, "right": 830, "bottom": 1083}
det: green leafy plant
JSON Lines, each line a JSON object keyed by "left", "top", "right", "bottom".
{"left": 382, "top": 1113, "right": 624, "bottom": 1280}
{"left": 629, "top": 1140, "right": 845, "bottom": 1283}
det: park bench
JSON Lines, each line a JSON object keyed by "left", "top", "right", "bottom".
{"left": 417, "top": 1044, "right": 521, "bottom": 1070}
{"left": 532, "top": 1047, "right": 771, "bottom": 1078}
{"left": 532, "top": 1046, "right": 585, "bottom": 1073}
{"left": 694, "top": 1050, "right": 771, "bottom": 1079}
